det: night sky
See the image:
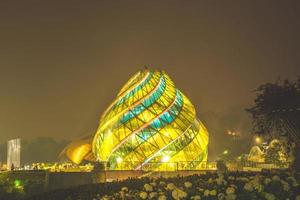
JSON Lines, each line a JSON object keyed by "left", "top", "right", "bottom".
{"left": 0, "top": 1, "right": 299, "bottom": 146}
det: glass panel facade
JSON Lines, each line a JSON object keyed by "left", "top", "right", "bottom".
{"left": 92, "top": 69, "right": 209, "bottom": 170}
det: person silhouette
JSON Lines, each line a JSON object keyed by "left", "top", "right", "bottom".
{"left": 11, "top": 163, "right": 15, "bottom": 171}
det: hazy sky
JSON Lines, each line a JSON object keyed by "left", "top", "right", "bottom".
{"left": 0, "top": 1, "right": 299, "bottom": 142}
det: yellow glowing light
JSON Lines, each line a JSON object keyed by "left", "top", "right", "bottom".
{"left": 116, "top": 157, "right": 123, "bottom": 164}
{"left": 161, "top": 155, "right": 170, "bottom": 163}
{"left": 223, "top": 150, "right": 229, "bottom": 155}
{"left": 255, "top": 136, "right": 262, "bottom": 144}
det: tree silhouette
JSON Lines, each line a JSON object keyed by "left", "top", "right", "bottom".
{"left": 246, "top": 78, "right": 300, "bottom": 140}
{"left": 246, "top": 77, "right": 300, "bottom": 170}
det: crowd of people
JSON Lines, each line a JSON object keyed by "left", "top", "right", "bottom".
{"left": 27, "top": 170, "right": 300, "bottom": 200}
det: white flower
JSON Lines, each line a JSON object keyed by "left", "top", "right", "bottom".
{"left": 287, "top": 176, "right": 299, "bottom": 187}
{"left": 216, "top": 177, "right": 224, "bottom": 185}
{"left": 159, "top": 181, "right": 166, "bottom": 186}
{"left": 218, "top": 172, "right": 224, "bottom": 178}
{"left": 252, "top": 182, "right": 263, "bottom": 192}
{"left": 264, "top": 178, "right": 272, "bottom": 185}
{"left": 210, "top": 190, "right": 217, "bottom": 196}
{"left": 121, "top": 187, "right": 128, "bottom": 192}
{"left": 225, "top": 194, "right": 236, "bottom": 200}
{"left": 208, "top": 178, "right": 213, "bottom": 183}
{"left": 139, "top": 191, "right": 148, "bottom": 199}
{"left": 119, "top": 191, "right": 125, "bottom": 198}
{"left": 158, "top": 195, "right": 167, "bottom": 200}
{"left": 280, "top": 180, "right": 290, "bottom": 191}
{"left": 172, "top": 188, "right": 187, "bottom": 200}
{"left": 204, "top": 189, "right": 210, "bottom": 196}
{"left": 150, "top": 182, "right": 157, "bottom": 187}
{"left": 293, "top": 181, "right": 299, "bottom": 187}
{"left": 295, "top": 195, "right": 300, "bottom": 200}
{"left": 191, "top": 195, "right": 201, "bottom": 200}
{"left": 236, "top": 177, "right": 249, "bottom": 182}
{"left": 218, "top": 193, "right": 225, "bottom": 200}
{"left": 287, "top": 176, "right": 296, "bottom": 182}
{"left": 264, "top": 192, "right": 276, "bottom": 200}
{"left": 144, "top": 183, "right": 153, "bottom": 192}
{"left": 149, "top": 192, "right": 158, "bottom": 199}
{"left": 223, "top": 180, "right": 228, "bottom": 185}
{"left": 184, "top": 181, "right": 192, "bottom": 188}
{"left": 166, "top": 183, "right": 176, "bottom": 190}
{"left": 228, "top": 176, "right": 235, "bottom": 180}
{"left": 100, "top": 196, "right": 109, "bottom": 200}
{"left": 272, "top": 175, "right": 280, "bottom": 181}
{"left": 244, "top": 182, "right": 253, "bottom": 192}
{"left": 226, "top": 186, "right": 235, "bottom": 195}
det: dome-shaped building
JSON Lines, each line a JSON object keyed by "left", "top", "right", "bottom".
{"left": 64, "top": 68, "right": 209, "bottom": 170}
{"left": 92, "top": 69, "right": 209, "bottom": 170}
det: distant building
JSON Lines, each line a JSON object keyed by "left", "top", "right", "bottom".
{"left": 7, "top": 138, "right": 21, "bottom": 169}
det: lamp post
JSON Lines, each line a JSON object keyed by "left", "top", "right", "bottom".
{"left": 255, "top": 136, "right": 262, "bottom": 145}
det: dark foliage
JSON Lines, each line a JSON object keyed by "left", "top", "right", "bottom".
{"left": 0, "top": 137, "right": 69, "bottom": 165}
{"left": 246, "top": 78, "right": 300, "bottom": 140}
{"left": 26, "top": 171, "right": 300, "bottom": 200}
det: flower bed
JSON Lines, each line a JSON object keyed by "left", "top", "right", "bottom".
{"left": 29, "top": 170, "right": 300, "bottom": 200}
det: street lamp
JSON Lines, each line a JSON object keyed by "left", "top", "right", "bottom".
{"left": 161, "top": 155, "right": 170, "bottom": 163}
{"left": 223, "top": 150, "right": 229, "bottom": 155}
{"left": 116, "top": 157, "right": 123, "bottom": 164}
{"left": 255, "top": 136, "right": 262, "bottom": 144}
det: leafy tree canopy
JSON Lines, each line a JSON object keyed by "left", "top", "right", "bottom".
{"left": 246, "top": 78, "right": 300, "bottom": 141}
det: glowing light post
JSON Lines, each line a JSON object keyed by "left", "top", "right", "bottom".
{"left": 161, "top": 155, "right": 170, "bottom": 170}
{"left": 223, "top": 150, "right": 229, "bottom": 155}
{"left": 116, "top": 157, "right": 123, "bottom": 164}
{"left": 255, "top": 136, "right": 262, "bottom": 145}
{"left": 161, "top": 155, "right": 170, "bottom": 163}
{"left": 227, "top": 130, "right": 240, "bottom": 141}
{"left": 116, "top": 157, "right": 123, "bottom": 170}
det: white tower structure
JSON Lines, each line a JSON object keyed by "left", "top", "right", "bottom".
{"left": 7, "top": 138, "right": 21, "bottom": 169}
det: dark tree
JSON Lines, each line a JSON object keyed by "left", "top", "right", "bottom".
{"left": 246, "top": 77, "right": 300, "bottom": 170}
{"left": 246, "top": 78, "right": 300, "bottom": 139}
{"left": 265, "top": 141, "right": 283, "bottom": 165}
{"left": 21, "top": 137, "right": 69, "bottom": 165}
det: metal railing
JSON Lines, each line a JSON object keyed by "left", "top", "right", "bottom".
{"left": 100, "top": 161, "right": 217, "bottom": 171}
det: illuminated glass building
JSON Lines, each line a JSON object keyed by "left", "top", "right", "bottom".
{"left": 91, "top": 69, "right": 209, "bottom": 170}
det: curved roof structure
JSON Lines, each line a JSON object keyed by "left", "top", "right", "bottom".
{"left": 92, "top": 69, "right": 209, "bottom": 170}
{"left": 248, "top": 146, "right": 265, "bottom": 162}
{"left": 59, "top": 134, "right": 95, "bottom": 164}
